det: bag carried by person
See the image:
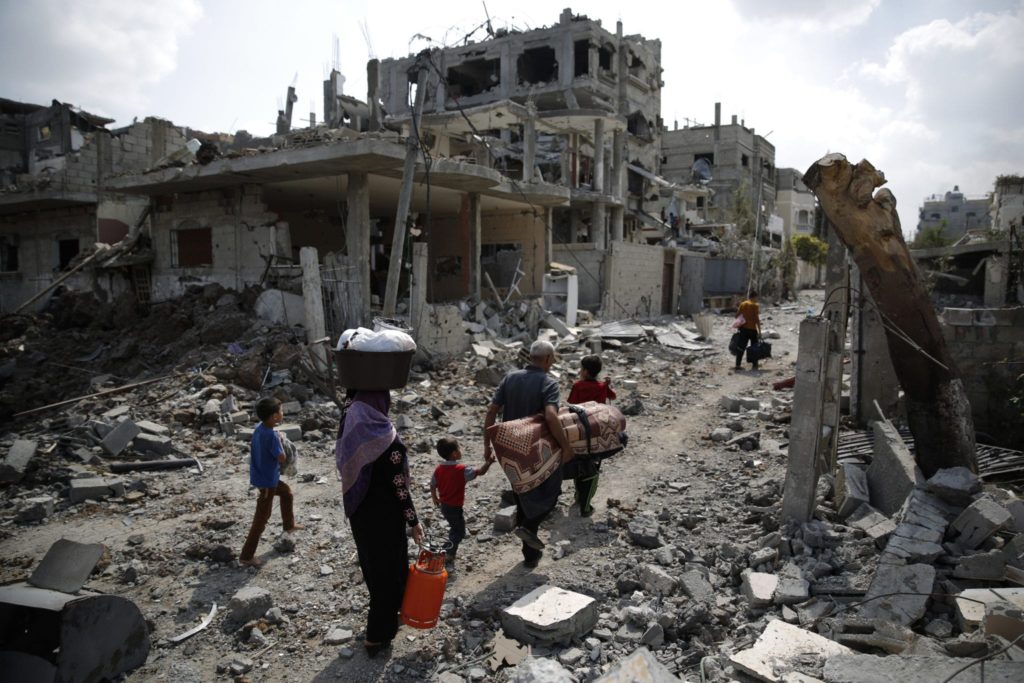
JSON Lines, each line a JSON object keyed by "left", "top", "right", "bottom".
{"left": 746, "top": 340, "right": 772, "bottom": 363}
{"left": 728, "top": 332, "right": 743, "bottom": 356}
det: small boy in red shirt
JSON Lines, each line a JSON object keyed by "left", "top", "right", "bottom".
{"left": 566, "top": 355, "right": 614, "bottom": 516}
{"left": 430, "top": 437, "right": 493, "bottom": 569}
{"left": 568, "top": 354, "right": 616, "bottom": 405}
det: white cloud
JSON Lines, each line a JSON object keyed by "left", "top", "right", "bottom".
{"left": 730, "top": 0, "right": 881, "bottom": 32}
{"left": 0, "top": 0, "right": 202, "bottom": 118}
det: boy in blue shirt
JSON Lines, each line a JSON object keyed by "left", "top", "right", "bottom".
{"left": 240, "top": 397, "right": 303, "bottom": 567}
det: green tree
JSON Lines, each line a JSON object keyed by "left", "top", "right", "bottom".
{"left": 791, "top": 234, "right": 828, "bottom": 265}
{"left": 911, "top": 221, "right": 952, "bottom": 249}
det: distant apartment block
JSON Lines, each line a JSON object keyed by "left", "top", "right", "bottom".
{"left": 917, "top": 185, "right": 991, "bottom": 239}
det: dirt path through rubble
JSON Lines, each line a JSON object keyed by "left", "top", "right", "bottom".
{"left": 1, "top": 291, "right": 821, "bottom": 683}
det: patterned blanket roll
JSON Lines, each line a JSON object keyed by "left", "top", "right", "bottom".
{"left": 488, "top": 401, "right": 627, "bottom": 496}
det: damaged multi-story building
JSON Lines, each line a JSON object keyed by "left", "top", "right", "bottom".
{"left": 1, "top": 9, "right": 758, "bottom": 351}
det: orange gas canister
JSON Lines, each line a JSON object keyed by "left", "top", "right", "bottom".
{"left": 399, "top": 546, "right": 448, "bottom": 629}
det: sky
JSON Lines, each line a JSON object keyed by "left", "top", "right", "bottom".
{"left": 1, "top": 0, "right": 1022, "bottom": 237}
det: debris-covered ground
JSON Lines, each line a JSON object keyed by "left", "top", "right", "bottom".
{"left": 2, "top": 287, "right": 1023, "bottom": 682}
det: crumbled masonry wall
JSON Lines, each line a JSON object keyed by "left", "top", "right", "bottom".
{"left": 149, "top": 186, "right": 281, "bottom": 301}
{"left": 427, "top": 209, "right": 546, "bottom": 302}
{"left": 0, "top": 206, "right": 96, "bottom": 312}
{"left": 941, "top": 307, "right": 1024, "bottom": 445}
{"left": 604, "top": 241, "right": 665, "bottom": 318}
{"left": 416, "top": 304, "right": 471, "bottom": 359}
{"left": 552, "top": 243, "right": 605, "bottom": 310}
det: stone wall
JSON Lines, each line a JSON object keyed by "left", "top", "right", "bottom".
{"left": 552, "top": 243, "right": 605, "bottom": 310}
{"left": 940, "top": 307, "right": 1024, "bottom": 445}
{"left": 604, "top": 241, "right": 665, "bottom": 319}
{"left": 416, "top": 304, "right": 470, "bottom": 359}
{"left": 0, "top": 206, "right": 97, "bottom": 312}
{"left": 149, "top": 185, "right": 282, "bottom": 301}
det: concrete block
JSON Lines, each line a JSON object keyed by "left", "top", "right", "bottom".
{"left": 730, "top": 620, "right": 852, "bottom": 682}
{"left": 627, "top": 517, "right": 663, "bottom": 548}
{"left": 323, "top": 627, "right": 353, "bottom": 645}
{"left": 594, "top": 647, "right": 681, "bottom": 683}
{"left": 773, "top": 562, "right": 810, "bottom": 605}
{"left": 1, "top": 439, "right": 38, "bottom": 483}
{"left": 741, "top": 572, "right": 779, "bottom": 607}
{"left": 1005, "top": 498, "right": 1024, "bottom": 534}
{"left": 739, "top": 397, "right": 761, "bottom": 410}
{"left": 278, "top": 424, "right": 302, "bottom": 441}
{"left": 925, "top": 467, "right": 981, "bottom": 506}
{"left": 133, "top": 433, "right": 173, "bottom": 456}
{"left": 719, "top": 395, "right": 741, "bottom": 411}
{"left": 228, "top": 586, "right": 273, "bottom": 623}
{"left": 825, "top": 654, "right": 1024, "bottom": 682}
{"left": 494, "top": 505, "right": 518, "bottom": 532}
{"left": 101, "top": 420, "right": 141, "bottom": 456}
{"left": 280, "top": 400, "right": 300, "bottom": 415}
{"left": 848, "top": 503, "right": 896, "bottom": 546}
{"left": 954, "top": 550, "right": 1007, "bottom": 580}
{"left": 501, "top": 585, "right": 598, "bottom": 646}
{"left": 1004, "top": 534, "right": 1024, "bottom": 570}
{"left": 836, "top": 464, "right": 870, "bottom": 519}
{"left": 951, "top": 498, "right": 1012, "bottom": 549}
{"left": 639, "top": 564, "right": 676, "bottom": 596}
{"left": 16, "top": 495, "right": 55, "bottom": 523}
{"left": 135, "top": 420, "right": 169, "bottom": 435}
{"left": 866, "top": 420, "right": 923, "bottom": 516}
{"left": 69, "top": 477, "right": 125, "bottom": 503}
{"left": 87, "top": 419, "right": 113, "bottom": 438}
{"left": 860, "top": 563, "right": 935, "bottom": 626}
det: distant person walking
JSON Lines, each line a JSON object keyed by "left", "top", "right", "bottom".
{"left": 733, "top": 291, "right": 762, "bottom": 371}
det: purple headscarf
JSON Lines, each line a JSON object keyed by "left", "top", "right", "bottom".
{"left": 335, "top": 391, "right": 401, "bottom": 517}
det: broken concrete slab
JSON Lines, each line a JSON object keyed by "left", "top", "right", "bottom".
{"left": 951, "top": 497, "right": 1012, "bottom": 550}
{"left": 102, "top": 405, "right": 131, "bottom": 420}
{"left": 69, "top": 477, "right": 125, "bottom": 503}
{"left": 28, "top": 538, "right": 106, "bottom": 593}
{"left": 848, "top": 503, "right": 897, "bottom": 546}
{"left": 983, "top": 601, "right": 1024, "bottom": 642}
{"left": 500, "top": 585, "right": 598, "bottom": 646}
{"left": 860, "top": 563, "right": 935, "bottom": 626}
{"left": 827, "top": 617, "right": 914, "bottom": 654}
{"left": 133, "top": 433, "right": 173, "bottom": 456}
{"left": 1004, "top": 534, "right": 1024, "bottom": 570}
{"left": 134, "top": 420, "right": 169, "bottom": 435}
{"left": 627, "top": 517, "right": 663, "bottom": 548}
{"left": 866, "top": 419, "right": 923, "bottom": 516}
{"left": 228, "top": 586, "right": 272, "bottom": 623}
{"left": 639, "top": 564, "right": 676, "bottom": 596}
{"left": 925, "top": 466, "right": 981, "bottom": 506}
{"left": 880, "top": 534, "right": 944, "bottom": 564}
{"left": 101, "top": 420, "right": 141, "bottom": 457}
{"left": 508, "top": 656, "right": 574, "bottom": 683}
{"left": 729, "top": 620, "right": 853, "bottom": 682}
{"left": 954, "top": 550, "right": 1007, "bottom": 580}
{"left": 955, "top": 588, "right": 1024, "bottom": 632}
{"left": 593, "top": 647, "right": 682, "bottom": 682}
{"left": 678, "top": 570, "right": 714, "bottom": 605}
{"left": 278, "top": 424, "right": 302, "bottom": 441}
{"left": 741, "top": 572, "right": 779, "bottom": 608}
{"left": 836, "top": 464, "right": 870, "bottom": 519}
{"left": 823, "top": 654, "right": 1024, "bottom": 683}
{"left": 0, "top": 439, "right": 38, "bottom": 483}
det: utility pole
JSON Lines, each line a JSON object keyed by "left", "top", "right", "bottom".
{"left": 383, "top": 52, "right": 429, "bottom": 316}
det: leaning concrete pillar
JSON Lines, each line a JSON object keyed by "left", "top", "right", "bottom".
{"left": 593, "top": 118, "right": 605, "bottom": 194}
{"left": 469, "top": 192, "right": 482, "bottom": 299}
{"left": 410, "top": 242, "right": 428, "bottom": 334}
{"left": 300, "top": 247, "right": 328, "bottom": 372}
{"left": 782, "top": 317, "right": 831, "bottom": 523}
{"left": 851, "top": 266, "right": 899, "bottom": 425}
{"left": 592, "top": 202, "right": 607, "bottom": 249}
{"left": 346, "top": 172, "right": 371, "bottom": 319}
{"left": 523, "top": 105, "right": 537, "bottom": 183}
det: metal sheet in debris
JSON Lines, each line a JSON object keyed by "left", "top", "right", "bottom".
{"left": 28, "top": 539, "right": 105, "bottom": 594}
{"left": 597, "top": 321, "right": 647, "bottom": 339}
{"left": 654, "top": 329, "right": 712, "bottom": 350}
{"left": 836, "top": 428, "right": 1024, "bottom": 481}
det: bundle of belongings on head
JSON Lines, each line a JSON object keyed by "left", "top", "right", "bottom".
{"left": 487, "top": 401, "right": 628, "bottom": 520}
{"left": 335, "top": 327, "right": 417, "bottom": 391}
{"left": 336, "top": 326, "right": 417, "bottom": 352}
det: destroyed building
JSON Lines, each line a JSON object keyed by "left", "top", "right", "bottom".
{"left": 661, "top": 103, "right": 777, "bottom": 232}
{"left": 918, "top": 185, "right": 992, "bottom": 240}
